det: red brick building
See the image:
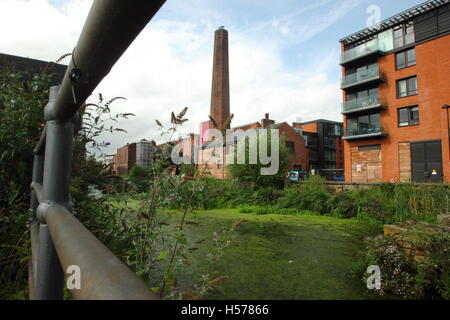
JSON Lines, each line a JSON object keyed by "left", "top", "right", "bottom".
{"left": 197, "top": 113, "right": 309, "bottom": 179}
{"left": 112, "top": 143, "right": 136, "bottom": 175}
{"left": 292, "top": 119, "right": 344, "bottom": 171}
{"left": 340, "top": 0, "right": 450, "bottom": 183}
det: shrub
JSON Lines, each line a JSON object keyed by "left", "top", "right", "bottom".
{"left": 277, "top": 175, "right": 334, "bottom": 214}
{"left": 360, "top": 227, "right": 450, "bottom": 299}
{"left": 228, "top": 132, "right": 290, "bottom": 189}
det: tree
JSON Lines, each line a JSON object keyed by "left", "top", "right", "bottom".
{"left": 228, "top": 131, "right": 290, "bottom": 189}
{"left": 127, "top": 164, "right": 151, "bottom": 193}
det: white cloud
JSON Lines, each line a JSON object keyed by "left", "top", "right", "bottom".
{"left": 0, "top": 0, "right": 342, "bottom": 157}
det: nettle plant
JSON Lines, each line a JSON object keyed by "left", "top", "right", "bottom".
{"left": 107, "top": 107, "right": 241, "bottom": 300}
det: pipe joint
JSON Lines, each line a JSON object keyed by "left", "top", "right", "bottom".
{"left": 37, "top": 201, "right": 73, "bottom": 224}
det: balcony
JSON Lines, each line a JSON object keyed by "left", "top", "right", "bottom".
{"left": 340, "top": 40, "right": 385, "bottom": 66}
{"left": 341, "top": 65, "right": 383, "bottom": 90}
{"left": 342, "top": 126, "right": 387, "bottom": 141}
{"left": 342, "top": 94, "right": 386, "bottom": 115}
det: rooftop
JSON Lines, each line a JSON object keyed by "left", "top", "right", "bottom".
{"left": 295, "top": 119, "right": 343, "bottom": 126}
{"left": 0, "top": 52, "right": 67, "bottom": 85}
{"left": 340, "top": 0, "right": 449, "bottom": 45}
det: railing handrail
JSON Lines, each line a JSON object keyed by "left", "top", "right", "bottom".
{"left": 29, "top": 0, "right": 166, "bottom": 300}
{"left": 342, "top": 93, "right": 382, "bottom": 112}
{"left": 341, "top": 65, "right": 380, "bottom": 86}
{"left": 43, "top": 204, "right": 158, "bottom": 300}
{"left": 341, "top": 38, "right": 381, "bottom": 63}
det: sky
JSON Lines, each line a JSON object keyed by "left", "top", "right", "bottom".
{"left": 0, "top": 0, "right": 426, "bottom": 157}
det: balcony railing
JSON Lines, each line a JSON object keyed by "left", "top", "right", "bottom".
{"left": 341, "top": 65, "right": 382, "bottom": 90}
{"left": 342, "top": 125, "right": 387, "bottom": 140}
{"left": 342, "top": 94, "right": 385, "bottom": 115}
{"left": 340, "top": 40, "right": 384, "bottom": 65}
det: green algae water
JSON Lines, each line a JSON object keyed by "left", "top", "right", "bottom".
{"left": 168, "top": 209, "right": 385, "bottom": 300}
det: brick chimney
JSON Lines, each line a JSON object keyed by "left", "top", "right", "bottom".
{"left": 261, "top": 113, "right": 275, "bottom": 128}
{"left": 209, "top": 27, "right": 230, "bottom": 130}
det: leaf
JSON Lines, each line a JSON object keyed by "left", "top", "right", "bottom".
{"left": 157, "top": 251, "right": 171, "bottom": 260}
{"left": 208, "top": 115, "right": 218, "bottom": 128}
{"left": 176, "top": 237, "right": 188, "bottom": 245}
{"left": 177, "top": 107, "right": 188, "bottom": 119}
{"left": 208, "top": 276, "right": 229, "bottom": 287}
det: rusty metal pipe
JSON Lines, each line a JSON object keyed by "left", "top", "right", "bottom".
{"left": 43, "top": 203, "right": 159, "bottom": 300}
{"left": 44, "top": 0, "right": 166, "bottom": 121}
{"left": 31, "top": 182, "right": 43, "bottom": 204}
{"left": 34, "top": 124, "right": 47, "bottom": 155}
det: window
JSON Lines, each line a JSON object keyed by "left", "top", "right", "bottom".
{"left": 346, "top": 113, "right": 381, "bottom": 136}
{"left": 346, "top": 88, "right": 379, "bottom": 103}
{"left": 309, "top": 150, "right": 319, "bottom": 162}
{"left": 398, "top": 105, "right": 419, "bottom": 127}
{"left": 325, "top": 151, "right": 336, "bottom": 162}
{"left": 324, "top": 137, "right": 336, "bottom": 148}
{"left": 304, "top": 135, "right": 318, "bottom": 147}
{"left": 394, "top": 22, "right": 415, "bottom": 48}
{"left": 285, "top": 141, "right": 295, "bottom": 154}
{"left": 397, "top": 76, "right": 417, "bottom": 98}
{"left": 358, "top": 144, "right": 381, "bottom": 152}
{"left": 326, "top": 124, "right": 342, "bottom": 136}
{"left": 346, "top": 63, "right": 377, "bottom": 78}
{"left": 396, "top": 48, "right": 416, "bottom": 69}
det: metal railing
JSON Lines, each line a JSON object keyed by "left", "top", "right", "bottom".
{"left": 341, "top": 65, "right": 381, "bottom": 88}
{"left": 340, "top": 39, "right": 383, "bottom": 64}
{"left": 343, "top": 125, "right": 387, "bottom": 139}
{"left": 342, "top": 94, "right": 384, "bottom": 114}
{"left": 29, "top": 0, "right": 166, "bottom": 300}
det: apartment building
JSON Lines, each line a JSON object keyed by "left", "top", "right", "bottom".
{"left": 112, "top": 143, "right": 136, "bottom": 175}
{"left": 292, "top": 119, "right": 344, "bottom": 171}
{"left": 340, "top": 0, "right": 450, "bottom": 183}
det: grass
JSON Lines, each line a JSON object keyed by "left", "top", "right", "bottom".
{"left": 151, "top": 207, "right": 386, "bottom": 299}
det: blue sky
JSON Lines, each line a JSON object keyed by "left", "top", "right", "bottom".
{"left": 2, "top": 0, "right": 427, "bottom": 155}
{"left": 153, "top": 0, "right": 425, "bottom": 78}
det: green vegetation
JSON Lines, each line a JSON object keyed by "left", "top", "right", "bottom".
{"left": 113, "top": 205, "right": 384, "bottom": 299}
{"left": 228, "top": 130, "right": 290, "bottom": 189}
{"left": 0, "top": 69, "right": 53, "bottom": 298}
{"left": 1, "top": 65, "right": 447, "bottom": 300}
{"left": 155, "top": 174, "right": 448, "bottom": 225}
{"left": 0, "top": 63, "right": 135, "bottom": 299}
{"left": 358, "top": 225, "right": 449, "bottom": 299}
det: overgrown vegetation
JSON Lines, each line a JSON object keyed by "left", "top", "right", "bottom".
{"left": 0, "top": 68, "right": 54, "bottom": 298}
{"left": 1, "top": 64, "right": 448, "bottom": 300}
{"left": 357, "top": 228, "right": 450, "bottom": 299}
{"left": 152, "top": 174, "right": 448, "bottom": 225}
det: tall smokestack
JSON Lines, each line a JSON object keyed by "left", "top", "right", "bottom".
{"left": 209, "top": 27, "right": 230, "bottom": 130}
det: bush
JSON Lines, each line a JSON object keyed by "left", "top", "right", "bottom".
{"left": 277, "top": 175, "right": 334, "bottom": 214}
{"left": 359, "top": 227, "right": 450, "bottom": 299}
{"left": 228, "top": 132, "right": 290, "bottom": 189}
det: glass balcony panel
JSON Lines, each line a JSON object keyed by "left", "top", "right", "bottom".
{"left": 342, "top": 65, "right": 380, "bottom": 87}
{"left": 342, "top": 94, "right": 382, "bottom": 113}
{"left": 341, "top": 39, "right": 382, "bottom": 64}
{"left": 344, "top": 125, "right": 383, "bottom": 137}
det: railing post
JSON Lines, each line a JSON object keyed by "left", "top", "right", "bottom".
{"left": 29, "top": 153, "right": 44, "bottom": 299}
{"left": 35, "top": 85, "right": 75, "bottom": 300}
